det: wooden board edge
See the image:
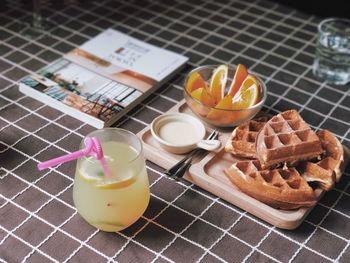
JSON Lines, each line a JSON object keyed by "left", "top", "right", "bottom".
{"left": 190, "top": 144, "right": 350, "bottom": 230}
{"left": 190, "top": 154, "right": 308, "bottom": 229}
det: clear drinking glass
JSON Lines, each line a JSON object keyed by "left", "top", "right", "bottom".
{"left": 312, "top": 18, "right": 350, "bottom": 85}
{"left": 73, "top": 128, "right": 150, "bottom": 232}
{"left": 22, "top": 0, "right": 52, "bottom": 39}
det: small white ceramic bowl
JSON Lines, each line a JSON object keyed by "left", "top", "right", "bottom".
{"left": 151, "top": 113, "right": 220, "bottom": 154}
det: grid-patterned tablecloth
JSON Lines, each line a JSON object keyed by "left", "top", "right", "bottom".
{"left": 0, "top": 0, "right": 349, "bottom": 262}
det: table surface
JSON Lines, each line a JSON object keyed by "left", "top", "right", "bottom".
{"left": 0, "top": 0, "right": 349, "bottom": 262}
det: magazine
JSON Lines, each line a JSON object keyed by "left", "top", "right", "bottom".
{"left": 19, "top": 29, "right": 188, "bottom": 128}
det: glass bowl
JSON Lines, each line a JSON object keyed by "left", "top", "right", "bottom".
{"left": 184, "top": 65, "right": 267, "bottom": 128}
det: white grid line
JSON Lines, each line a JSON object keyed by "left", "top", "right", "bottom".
{"left": 146, "top": 166, "right": 349, "bottom": 263}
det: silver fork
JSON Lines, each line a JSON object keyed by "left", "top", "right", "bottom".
{"left": 165, "top": 130, "right": 219, "bottom": 181}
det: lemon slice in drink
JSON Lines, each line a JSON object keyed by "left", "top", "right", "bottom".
{"left": 96, "top": 175, "right": 136, "bottom": 189}
{"left": 79, "top": 170, "right": 104, "bottom": 183}
{"left": 80, "top": 170, "right": 136, "bottom": 190}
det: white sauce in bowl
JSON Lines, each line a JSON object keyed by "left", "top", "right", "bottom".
{"left": 158, "top": 121, "right": 201, "bottom": 146}
{"left": 151, "top": 112, "right": 207, "bottom": 154}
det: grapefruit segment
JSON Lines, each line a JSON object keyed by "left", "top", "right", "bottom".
{"left": 190, "top": 88, "right": 203, "bottom": 101}
{"left": 185, "top": 72, "right": 207, "bottom": 94}
{"left": 227, "top": 64, "right": 248, "bottom": 97}
{"left": 209, "top": 65, "right": 228, "bottom": 103}
{"left": 206, "top": 95, "right": 233, "bottom": 122}
{"left": 232, "top": 83, "right": 259, "bottom": 109}
{"left": 190, "top": 88, "right": 216, "bottom": 107}
{"left": 233, "top": 74, "right": 260, "bottom": 103}
{"left": 214, "top": 95, "right": 233, "bottom": 110}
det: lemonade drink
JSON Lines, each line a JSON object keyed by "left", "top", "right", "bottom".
{"left": 73, "top": 129, "right": 150, "bottom": 232}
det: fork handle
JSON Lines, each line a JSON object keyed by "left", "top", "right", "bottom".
{"left": 171, "top": 157, "right": 193, "bottom": 180}
{"left": 165, "top": 148, "right": 201, "bottom": 176}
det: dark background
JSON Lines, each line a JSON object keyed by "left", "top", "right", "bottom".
{"left": 3, "top": 0, "right": 350, "bottom": 19}
{"left": 275, "top": 0, "right": 350, "bottom": 18}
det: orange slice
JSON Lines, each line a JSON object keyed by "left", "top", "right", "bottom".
{"left": 236, "top": 74, "right": 259, "bottom": 94}
{"left": 206, "top": 95, "right": 233, "bottom": 122}
{"left": 209, "top": 65, "right": 228, "bottom": 103}
{"left": 191, "top": 87, "right": 215, "bottom": 107}
{"left": 232, "top": 75, "right": 260, "bottom": 109}
{"left": 185, "top": 71, "right": 207, "bottom": 94}
{"left": 214, "top": 95, "right": 233, "bottom": 110}
{"left": 227, "top": 64, "right": 248, "bottom": 97}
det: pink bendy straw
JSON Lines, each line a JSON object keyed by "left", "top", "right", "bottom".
{"left": 37, "top": 137, "right": 113, "bottom": 178}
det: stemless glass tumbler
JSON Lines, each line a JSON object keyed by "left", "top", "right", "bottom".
{"left": 73, "top": 128, "right": 150, "bottom": 232}
{"left": 313, "top": 18, "right": 350, "bottom": 85}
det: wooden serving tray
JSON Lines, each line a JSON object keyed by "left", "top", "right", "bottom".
{"left": 138, "top": 99, "right": 349, "bottom": 229}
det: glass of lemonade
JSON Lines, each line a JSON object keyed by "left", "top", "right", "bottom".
{"left": 73, "top": 128, "right": 150, "bottom": 232}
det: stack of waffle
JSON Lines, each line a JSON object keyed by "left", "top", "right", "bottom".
{"left": 224, "top": 110, "right": 345, "bottom": 210}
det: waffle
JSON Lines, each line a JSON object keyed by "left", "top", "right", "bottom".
{"left": 224, "top": 159, "right": 317, "bottom": 209}
{"left": 299, "top": 130, "right": 344, "bottom": 190}
{"left": 256, "top": 110, "right": 324, "bottom": 168}
{"left": 224, "top": 129, "right": 345, "bottom": 209}
{"left": 225, "top": 116, "right": 270, "bottom": 159}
